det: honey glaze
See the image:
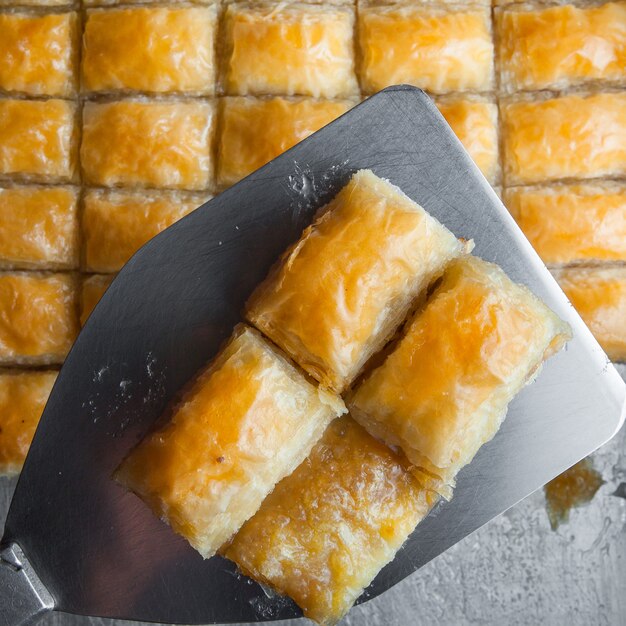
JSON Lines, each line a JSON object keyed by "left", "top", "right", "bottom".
{"left": 544, "top": 457, "right": 604, "bottom": 530}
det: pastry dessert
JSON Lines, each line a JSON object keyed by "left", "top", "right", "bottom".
{"left": 82, "top": 189, "right": 206, "bottom": 273}
{"left": 0, "top": 10, "right": 78, "bottom": 97}
{"left": 350, "top": 255, "right": 571, "bottom": 497}
{"left": 80, "top": 274, "right": 114, "bottom": 325}
{"left": 223, "top": 416, "right": 437, "bottom": 626}
{"left": 436, "top": 96, "right": 499, "bottom": 184}
{"left": 82, "top": 6, "right": 217, "bottom": 95}
{"left": 358, "top": 4, "right": 494, "bottom": 94}
{"left": 80, "top": 99, "right": 214, "bottom": 190}
{"left": 217, "top": 96, "right": 353, "bottom": 188}
{"left": 0, "top": 98, "right": 78, "bottom": 183}
{"left": 223, "top": 2, "right": 358, "bottom": 98}
{"left": 554, "top": 266, "right": 626, "bottom": 362}
{"left": 247, "top": 169, "right": 467, "bottom": 393}
{"left": 501, "top": 92, "right": 626, "bottom": 185}
{"left": 116, "top": 325, "right": 345, "bottom": 558}
{"left": 0, "top": 185, "right": 79, "bottom": 270}
{"left": 505, "top": 183, "right": 626, "bottom": 265}
{"left": 0, "top": 272, "right": 78, "bottom": 366}
{"left": 0, "top": 369, "right": 57, "bottom": 476}
{"left": 497, "top": 2, "right": 626, "bottom": 93}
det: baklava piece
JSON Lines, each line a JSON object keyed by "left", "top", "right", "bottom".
{"left": 358, "top": 4, "right": 494, "bottom": 94}
{"left": 116, "top": 325, "right": 345, "bottom": 558}
{"left": 554, "top": 266, "right": 626, "bottom": 362}
{"left": 436, "top": 96, "right": 499, "bottom": 184}
{"left": 80, "top": 100, "right": 214, "bottom": 190}
{"left": 0, "top": 370, "right": 57, "bottom": 477}
{"left": 0, "top": 185, "right": 79, "bottom": 270}
{"left": 247, "top": 169, "right": 467, "bottom": 393}
{"left": 80, "top": 274, "right": 113, "bottom": 325}
{"left": 223, "top": 416, "right": 437, "bottom": 626}
{"left": 497, "top": 2, "right": 626, "bottom": 93}
{"left": 82, "top": 6, "right": 217, "bottom": 95}
{"left": 223, "top": 2, "right": 358, "bottom": 98}
{"left": 350, "top": 255, "right": 571, "bottom": 498}
{"left": 217, "top": 97, "right": 352, "bottom": 187}
{"left": 0, "top": 99, "right": 78, "bottom": 183}
{"left": 505, "top": 183, "right": 626, "bottom": 265}
{"left": 0, "top": 272, "right": 78, "bottom": 366}
{"left": 0, "top": 10, "right": 78, "bottom": 97}
{"left": 501, "top": 92, "right": 626, "bottom": 185}
{"left": 83, "top": 189, "right": 206, "bottom": 273}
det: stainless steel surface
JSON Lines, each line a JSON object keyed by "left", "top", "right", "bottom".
{"left": 0, "top": 543, "right": 54, "bottom": 626}
{"left": 0, "top": 86, "right": 624, "bottom": 624}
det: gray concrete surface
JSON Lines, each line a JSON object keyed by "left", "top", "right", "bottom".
{"left": 3, "top": 364, "right": 625, "bottom": 626}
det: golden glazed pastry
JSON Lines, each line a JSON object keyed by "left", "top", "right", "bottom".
{"left": 83, "top": 189, "right": 206, "bottom": 273}
{"left": 0, "top": 185, "right": 79, "bottom": 270}
{"left": 501, "top": 92, "right": 626, "bottom": 185}
{"left": 223, "top": 416, "right": 437, "bottom": 626}
{"left": 246, "top": 169, "right": 467, "bottom": 393}
{"left": 505, "top": 183, "right": 626, "bottom": 265}
{"left": 0, "top": 369, "right": 57, "bottom": 476}
{"left": 0, "top": 272, "right": 78, "bottom": 366}
{"left": 217, "top": 96, "right": 352, "bottom": 187}
{"left": 0, "top": 11, "right": 78, "bottom": 97}
{"left": 82, "top": 6, "right": 217, "bottom": 95}
{"left": 435, "top": 96, "right": 499, "bottom": 183}
{"left": 350, "top": 255, "right": 571, "bottom": 498}
{"left": 0, "top": 99, "right": 77, "bottom": 183}
{"left": 116, "top": 325, "right": 345, "bottom": 558}
{"left": 81, "top": 100, "right": 214, "bottom": 190}
{"left": 554, "top": 266, "right": 626, "bottom": 362}
{"left": 358, "top": 4, "right": 494, "bottom": 94}
{"left": 223, "top": 3, "right": 358, "bottom": 98}
{"left": 0, "top": 0, "right": 69, "bottom": 8}
{"left": 497, "top": 2, "right": 626, "bottom": 93}
{"left": 80, "top": 274, "right": 114, "bottom": 326}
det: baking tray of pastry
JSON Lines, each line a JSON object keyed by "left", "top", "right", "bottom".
{"left": 1, "top": 87, "right": 624, "bottom": 624}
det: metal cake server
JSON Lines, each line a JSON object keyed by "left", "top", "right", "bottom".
{"left": 1, "top": 86, "right": 624, "bottom": 626}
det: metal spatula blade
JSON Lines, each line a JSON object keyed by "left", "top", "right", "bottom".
{"left": 1, "top": 86, "right": 624, "bottom": 626}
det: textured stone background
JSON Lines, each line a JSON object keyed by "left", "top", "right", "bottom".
{"left": 2, "top": 363, "right": 625, "bottom": 626}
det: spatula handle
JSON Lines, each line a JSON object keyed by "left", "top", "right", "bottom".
{"left": 0, "top": 543, "right": 54, "bottom": 626}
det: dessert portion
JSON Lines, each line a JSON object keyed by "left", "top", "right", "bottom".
{"left": 0, "top": 272, "right": 78, "bottom": 366}
{"left": 0, "top": 98, "right": 78, "bottom": 183}
{"left": 222, "top": 2, "right": 358, "bottom": 98}
{"left": 0, "top": 10, "right": 78, "bottom": 97}
{"left": 435, "top": 96, "right": 499, "bottom": 184}
{"left": 350, "top": 255, "right": 571, "bottom": 498}
{"left": 247, "top": 169, "right": 468, "bottom": 393}
{"left": 0, "top": 370, "right": 57, "bottom": 477}
{"left": 81, "top": 6, "right": 217, "bottom": 95}
{"left": 80, "top": 100, "right": 214, "bottom": 190}
{"left": 0, "top": 185, "right": 79, "bottom": 270}
{"left": 497, "top": 2, "right": 626, "bottom": 93}
{"left": 116, "top": 325, "right": 345, "bottom": 558}
{"left": 501, "top": 92, "right": 626, "bottom": 185}
{"left": 358, "top": 4, "right": 494, "bottom": 94}
{"left": 223, "top": 416, "right": 437, "bottom": 626}
{"left": 82, "top": 189, "right": 207, "bottom": 273}
{"left": 505, "top": 183, "right": 626, "bottom": 265}
{"left": 80, "top": 274, "right": 114, "bottom": 326}
{"left": 553, "top": 266, "right": 626, "bottom": 362}
{"left": 217, "top": 96, "right": 353, "bottom": 188}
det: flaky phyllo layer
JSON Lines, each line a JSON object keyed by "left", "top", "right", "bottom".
{"left": 350, "top": 255, "right": 571, "bottom": 499}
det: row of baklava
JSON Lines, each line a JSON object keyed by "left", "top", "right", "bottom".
{"left": 3, "top": 89, "right": 624, "bottom": 191}
{"left": 493, "top": 2, "right": 626, "bottom": 364}
{"left": 116, "top": 170, "right": 571, "bottom": 625}
{"left": 3, "top": 2, "right": 624, "bottom": 101}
